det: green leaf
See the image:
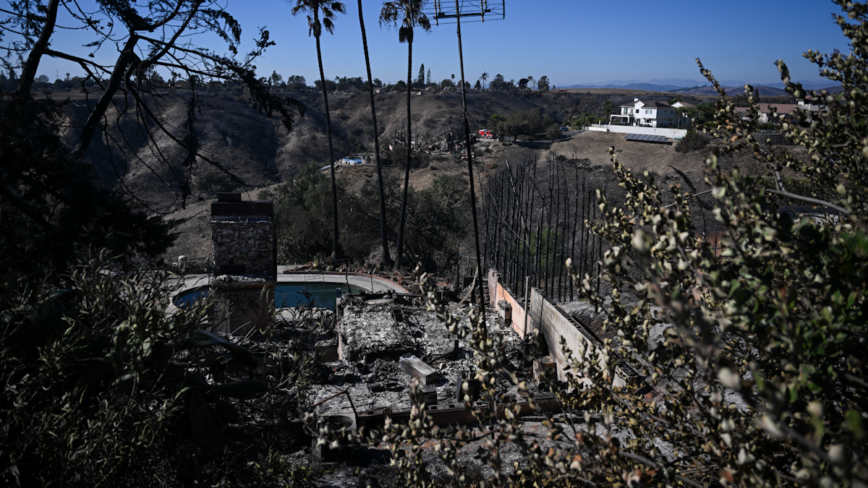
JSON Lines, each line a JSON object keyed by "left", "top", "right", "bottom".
{"left": 821, "top": 307, "right": 833, "bottom": 324}
{"left": 845, "top": 409, "right": 864, "bottom": 440}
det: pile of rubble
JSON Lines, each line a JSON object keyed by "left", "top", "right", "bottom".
{"left": 263, "top": 285, "right": 589, "bottom": 487}
{"left": 309, "top": 297, "right": 526, "bottom": 420}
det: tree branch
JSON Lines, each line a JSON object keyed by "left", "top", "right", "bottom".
{"left": 15, "top": 0, "right": 60, "bottom": 98}
{"left": 767, "top": 189, "right": 850, "bottom": 215}
{"left": 140, "top": 0, "right": 185, "bottom": 32}
{"left": 618, "top": 452, "right": 704, "bottom": 488}
{"left": 70, "top": 35, "right": 138, "bottom": 161}
{"left": 43, "top": 48, "right": 112, "bottom": 74}
{"left": 136, "top": 2, "right": 197, "bottom": 76}
{"left": 662, "top": 190, "right": 713, "bottom": 209}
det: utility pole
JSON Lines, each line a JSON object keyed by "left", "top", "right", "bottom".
{"left": 427, "top": 0, "right": 505, "bottom": 327}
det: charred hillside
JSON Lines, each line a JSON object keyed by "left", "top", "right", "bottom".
{"left": 51, "top": 86, "right": 787, "bottom": 266}
{"left": 58, "top": 88, "right": 712, "bottom": 213}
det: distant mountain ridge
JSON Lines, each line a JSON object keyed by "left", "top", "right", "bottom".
{"left": 564, "top": 79, "right": 837, "bottom": 93}
{"left": 567, "top": 83, "right": 684, "bottom": 92}
{"left": 565, "top": 79, "right": 705, "bottom": 88}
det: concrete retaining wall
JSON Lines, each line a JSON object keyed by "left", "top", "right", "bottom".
{"left": 488, "top": 271, "right": 529, "bottom": 338}
{"left": 488, "top": 269, "right": 627, "bottom": 387}
{"left": 587, "top": 124, "right": 688, "bottom": 139}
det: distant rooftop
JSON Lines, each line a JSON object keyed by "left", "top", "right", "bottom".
{"left": 620, "top": 99, "right": 672, "bottom": 108}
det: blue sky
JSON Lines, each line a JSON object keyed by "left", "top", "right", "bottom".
{"left": 32, "top": 0, "right": 850, "bottom": 87}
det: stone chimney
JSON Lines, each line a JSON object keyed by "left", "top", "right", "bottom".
{"left": 211, "top": 192, "right": 276, "bottom": 279}
{"left": 209, "top": 192, "right": 276, "bottom": 335}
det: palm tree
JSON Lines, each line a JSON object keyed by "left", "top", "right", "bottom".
{"left": 481, "top": 71, "right": 488, "bottom": 91}
{"left": 292, "top": 0, "right": 346, "bottom": 260}
{"left": 380, "top": 0, "right": 430, "bottom": 270}
{"left": 527, "top": 75, "right": 534, "bottom": 91}
{"left": 357, "top": 0, "right": 392, "bottom": 266}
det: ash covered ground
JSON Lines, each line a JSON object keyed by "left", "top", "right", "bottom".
{"left": 290, "top": 295, "right": 578, "bottom": 487}
{"left": 313, "top": 298, "right": 524, "bottom": 419}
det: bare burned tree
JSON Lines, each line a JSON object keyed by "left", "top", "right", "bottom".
{"left": 2, "top": 0, "right": 304, "bottom": 211}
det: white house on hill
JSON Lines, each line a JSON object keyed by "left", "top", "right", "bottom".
{"left": 610, "top": 98, "right": 688, "bottom": 128}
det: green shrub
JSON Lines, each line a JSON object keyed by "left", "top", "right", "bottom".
{"left": 545, "top": 123, "right": 561, "bottom": 141}
{"left": 674, "top": 128, "right": 709, "bottom": 152}
{"left": 262, "top": 164, "right": 343, "bottom": 264}
{"left": 0, "top": 252, "right": 319, "bottom": 486}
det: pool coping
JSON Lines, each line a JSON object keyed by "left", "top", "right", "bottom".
{"left": 278, "top": 271, "right": 410, "bottom": 294}
{"left": 168, "top": 271, "right": 409, "bottom": 313}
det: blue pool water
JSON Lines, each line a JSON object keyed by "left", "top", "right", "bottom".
{"left": 174, "top": 282, "right": 365, "bottom": 311}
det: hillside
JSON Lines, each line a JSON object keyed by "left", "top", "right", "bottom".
{"left": 60, "top": 89, "right": 562, "bottom": 212}
{"left": 164, "top": 129, "right": 801, "bottom": 264}
{"left": 59, "top": 88, "right": 704, "bottom": 210}
{"left": 50, "top": 88, "right": 799, "bottom": 264}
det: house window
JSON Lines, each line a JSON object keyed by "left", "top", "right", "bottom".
{"left": 635, "top": 109, "right": 639, "bottom": 113}
{"left": 645, "top": 110, "right": 652, "bottom": 114}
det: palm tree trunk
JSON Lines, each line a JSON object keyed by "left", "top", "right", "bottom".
{"left": 315, "top": 14, "right": 340, "bottom": 260}
{"left": 358, "top": 0, "right": 392, "bottom": 267}
{"left": 394, "top": 37, "right": 413, "bottom": 270}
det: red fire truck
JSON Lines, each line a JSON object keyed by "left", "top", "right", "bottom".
{"left": 478, "top": 129, "right": 494, "bottom": 139}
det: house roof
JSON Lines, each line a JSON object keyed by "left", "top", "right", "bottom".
{"left": 672, "top": 101, "right": 695, "bottom": 108}
{"left": 619, "top": 100, "right": 672, "bottom": 108}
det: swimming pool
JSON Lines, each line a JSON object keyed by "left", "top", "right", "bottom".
{"left": 173, "top": 282, "right": 365, "bottom": 311}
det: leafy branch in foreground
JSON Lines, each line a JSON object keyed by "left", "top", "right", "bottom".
{"left": 3, "top": 0, "right": 305, "bottom": 212}
{"left": 558, "top": 1, "right": 868, "bottom": 484}
{"left": 0, "top": 251, "right": 322, "bottom": 486}
{"left": 306, "top": 2, "right": 868, "bottom": 487}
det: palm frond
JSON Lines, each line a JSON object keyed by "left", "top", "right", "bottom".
{"left": 380, "top": 0, "right": 430, "bottom": 38}
{"left": 292, "top": 0, "right": 344, "bottom": 37}
{"left": 380, "top": 2, "right": 399, "bottom": 26}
